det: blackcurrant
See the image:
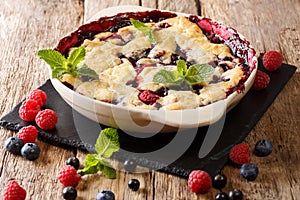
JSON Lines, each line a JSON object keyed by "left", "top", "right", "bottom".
{"left": 213, "top": 174, "right": 227, "bottom": 190}
{"left": 228, "top": 189, "right": 243, "bottom": 200}
{"left": 128, "top": 179, "right": 140, "bottom": 191}
{"left": 66, "top": 157, "right": 80, "bottom": 170}
{"left": 215, "top": 192, "right": 229, "bottom": 200}
{"left": 62, "top": 186, "right": 77, "bottom": 200}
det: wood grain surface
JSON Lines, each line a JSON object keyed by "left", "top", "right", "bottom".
{"left": 0, "top": 0, "right": 299, "bottom": 199}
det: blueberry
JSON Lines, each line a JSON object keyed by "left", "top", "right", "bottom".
{"left": 20, "top": 143, "right": 40, "bottom": 161}
{"left": 213, "top": 173, "right": 227, "bottom": 190}
{"left": 254, "top": 139, "right": 273, "bottom": 157}
{"left": 240, "top": 163, "right": 259, "bottom": 181}
{"left": 96, "top": 190, "right": 115, "bottom": 200}
{"left": 66, "top": 157, "right": 80, "bottom": 170}
{"left": 215, "top": 192, "right": 229, "bottom": 200}
{"left": 5, "top": 137, "right": 24, "bottom": 155}
{"left": 62, "top": 186, "right": 77, "bottom": 200}
{"left": 228, "top": 189, "right": 243, "bottom": 200}
{"left": 128, "top": 179, "right": 140, "bottom": 191}
{"left": 124, "top": 159, "right": 137, "bottom": 172}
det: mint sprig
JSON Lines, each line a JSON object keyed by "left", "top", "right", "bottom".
{"left": 130, "top": 18, "right": 157, "bottom": 44}
{"left": 153, "top": 60, "right": 215, "bottom": 86}
{"left": 78, "top": 128, "right": 120, "bottom": 179}
{"left": 38, "top": 46, "right": 98, "bottom": 79}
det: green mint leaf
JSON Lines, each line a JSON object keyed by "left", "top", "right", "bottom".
{"left": 95, "top": 128, "right": 120, "bottom": 159}
{"left": 153, "top": 69, "right": 184, "bottom": 85}
{"left": 101, "top": 159, "right": 117, "bottom": 179}
{"left": 37, "top": 49, "right": 66, "bottom": 69}
{"left": 77, "top": 64, "right": 99, "bottom": 79}
{"left": 185, "top": 64, "right": 215, "bottom": 85}
{"left": 68, "top": 46, "right": 86, "bottom": 67}
{"left": 78, "top": 154, "right": 102, "bottom": 176}
{"left": 51, "top": 67, "right": 67, "bottom": 78}
{"left": 130, "top": 18, "right": 157, "bottom": 43}
{"left": 177, "top": 59, "right": 187, "bottom": 76}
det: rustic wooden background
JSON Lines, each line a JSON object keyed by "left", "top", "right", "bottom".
{"left": 0, "top": 0, "right": 299, "bottom": 199}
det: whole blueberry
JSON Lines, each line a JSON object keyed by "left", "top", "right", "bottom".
{"left": 96, "top": 190, "right": 115, "bottom": 200}
{"left": 240, "top": 163, "right": 259, "bottom": 181}
{"left": 62, "top": 186, "right": 77, "bottom": 200}
{"left": 215, "top": 192, "right": 229, "bottom": 200}
{"left": 124, "top": 159, "right": 137, "bottom": 172}
{"left": 21, "top": 143, "right": 40, "bottom": 161}
{"left": 254, "top": 139, "right": 273, "bottom": 157}
{"left": 128, "top": 179, "right": 140, "bottom": 191}
{"left": 66, "top": 157, "right": 80, "bottom": 170}
{"left": 228, "top": 189, "right": 243, "bottom": 200}
{"left": 213, "top": 173, "right": 227, "bottom": 190}
{"left": 5, "top": 137, "right": 24, "bottom": 155}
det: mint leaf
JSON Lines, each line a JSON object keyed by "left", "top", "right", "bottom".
{"left": 185, "top": 64, "right": 215, "bottom": 85}
{"left": 78, "top": 154, "right": 102, "bottom": 175}
{"left": 101, "top": 159, "right": 117, "bottom": 179}
{"left": 95, "top": 128, "right": 120, "bottom": 159}
{"left": 77, "top": 64, "right": 99, "bottom": 79}
{"left": 177, "top": 59, "right": 187, "bottom": 76}
{"left": 37, "top": 49, "right": 66, "bottom": 69}
{"left": 68, "top": 46, "right": 86, "bottom": 67}
{"left": 130, "top": 18, "right": 157, "bottom": 43}
{"left": 153, "top": 69, "right": 184, "bottom": 85}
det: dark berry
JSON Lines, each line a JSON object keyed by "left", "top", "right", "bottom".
{"left": 254, "top": 139, "right": 273, "bottom": 157}
{"left": 96, "top": 190, "right": 115, "bottom": 200}
{"left": 20, "top": 143, "right": 40, "bottom": 161}
{"left": 228, "top": 189, "right": 243, "bottom": 200}
{"left": 128, "top": 179, "right": 140, "bottom": 191}
{"left": 66, "top": 157, "right": 80, "bottom": 170}
{"left": 212, "top": 174, "right": 227, "bottom": 190}
{"left": 240, "top": 163, "right": 259, "bottom": 181}
{"left": 215, "top": 192, "right": 229, "bottom": 200}
{"left": 5, "top": 137, "right": 24, "bottom": 155}
{"left": 124, "top": 159, "right": 137, "bottom": 172}
{"left": 62, "top": 186, "right": 77, "bottom": 200}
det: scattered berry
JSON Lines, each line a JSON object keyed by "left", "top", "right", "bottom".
{"left": 17, "top": 125, "right": 38, "bottom": 144}
{"left": 124, "top": 159, "right": 137, "bottom": 172}
{"left": 62, "top": 186, "right": 77, "bottom": 200}
{"left": 19, "top": 99, "right": 41, "bottom": 121}
{"left": 96, "top": 190, "right": 115, "bottom": 200}
{"left": 240, "top": 163, "right": 259, "bottom": 181}
{"left": 188, "top": 170, "right": 212, "bottom": 193}
{"left": 254, "top": 139, "right": 273, "bottom": 157}
{"left": 58, "top": 165, "right": 81, "bottom": 187}
{"left": 138, "top": 90, "right": 160, "bottom": 105}
{"left": 66, "top": 157, "right": 80, "bottom": 170}
{"left": 212, "top": 173, "right": 227, "bottom": 190}
{"left": 5, "top": 137, "right": 24, "bottom": 155}
{"left": 229, "top": 143, "right": 251, "bottom": 165}
{"left": 228, "top": 189, "right": 243, "bottom": 200}
{"left": 26, "top": 93, "right": 43, "bottom": 107}
{"left": 215, "top": 191, "right": 229, "bottom": 200}
{"left": 3, "top": 180, "right": 26, "bottom": 200}
{"left": 128, "top": 179, "right": 140, "bottom": 191}
{"left": 29, "top": 89, "right": 47, "bottom": 106}
{"left": 252, "top": 70, "right": 270, "bottom": 91}
{"left": 35, "top": 109, "right": 58, "bottom": 130}
{"left": 21, "top": 143, "right": 40, "bottom": 161}
{"left": 262, "top": 50, "right": 283, "bottom": 71}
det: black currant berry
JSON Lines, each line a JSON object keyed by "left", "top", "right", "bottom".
{"left": 213, "top": 174, "right": 227, "bottom": 190}
{"left": 128, "top": 179, "right": 140, "bottom": 191}
{"left": 66, "top": 157, "right": 80, "bottom": 170}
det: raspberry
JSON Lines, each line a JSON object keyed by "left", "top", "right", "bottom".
{"left": 35, "top": 109, "right": 58, "bottom": 130}
{"left": 3, "top": 180, "right": 26, "bottom": 200}
{"left": 19, "top": 99, "right": 41, "bottom": 121}
{"left": 17, "top": 125, "right": 38, "bottom": 143}
{"left": 262, "top": 50, "right": 283, "bottom": 71}
{"left": 229, "top": 143, "right": 251, "bottom": 165}
{"left": 58, "top": 165, "right": 81, "bottom": 187}
{"left": 188, "top": 170, "right": 212, "bottom": 193}
{"left": 252, "top": 70, "right": 270, "bottom": 91}
{"left": 138, "top": 90, "right": 160, "bottom": 105}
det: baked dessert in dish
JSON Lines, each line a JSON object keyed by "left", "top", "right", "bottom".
{"left": 45, "top": 6, "right": 257, "bottom": 132}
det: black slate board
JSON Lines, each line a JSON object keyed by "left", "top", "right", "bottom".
{"left": 0, "top": 58, "right": 296, "bottom": 178}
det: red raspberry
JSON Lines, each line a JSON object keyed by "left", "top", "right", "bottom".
{"left": 262, "top": 50, "right": 283, "bottom": 71}
{"left": 188, "top": 170, "right": 212, "bottom": 193}
{"left": 3, "top": 180, "right": 26, "bottom": 200}
{"left": 58, "top": 165, "right": 81, "bottom": 187}
{"left": 252, "top": 70, "right": 270, "bottom": 91}
{"left": 17, "top": 125, "right": 38, "bottom": 143}
{"left": 19, "top": 99, "right": 41, "bottom": 121}
{"left": 138, "top": 90, "right": 160, "bottom": 105}
{"left": 35, "top": 109, "right": 58, "bottom": 130}
{"left": 229, "top": 143, "right": 251, "bottom": 165}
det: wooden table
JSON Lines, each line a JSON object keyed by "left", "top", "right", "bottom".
{"left": 1, "top": 0, "right": 299, "bottom": 199}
